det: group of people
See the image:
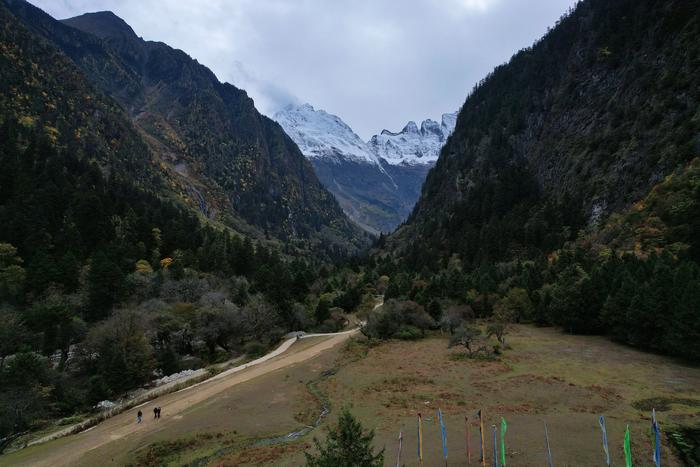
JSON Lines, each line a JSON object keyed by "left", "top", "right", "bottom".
{"left": 135, "top": 406, "right": 162, "bottom": 424}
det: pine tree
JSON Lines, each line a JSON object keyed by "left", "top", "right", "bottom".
{"left": 315, "top": 298, "right": 331, "bottom": 324}
{"left": 86, "top": 251, "right": 124, "bottom": 321}
{"left": 427, "top": 300, "right": 443, "bottom": 321}
{"left": 305, "top": 408, "right": 384, "bottom": 467}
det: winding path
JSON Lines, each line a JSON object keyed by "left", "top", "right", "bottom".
{"left": 0, "top": 328, "right": 361, "bottom": 467}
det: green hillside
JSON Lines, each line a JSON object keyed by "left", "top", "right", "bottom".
{"left": 376, "top": 0, "right": 700, "bottom": 362}
{"left": 391, "top": 0, "right": 700, "bottom": 269}
{"left": 4, "top": 0, "right": 367, "bottom": 254}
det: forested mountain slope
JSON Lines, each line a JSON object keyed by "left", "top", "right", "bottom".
{"left": 4, "top": 0, "right": 367, "bottom": 254}
{"left": 369, "top": 0, "right": 700, "bottom": 365}
{"left": 0, "top": 0, "right": 369, "bottom": 445}
{"left": 391, "top": 0, "right": 700, "bottom": 269}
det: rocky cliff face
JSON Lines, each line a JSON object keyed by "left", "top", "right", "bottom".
{"left": 3, "top": 0, "right": 367, "bottom": 253}
{"left": 390, "top": 0, "right": 700, "bottom": 268}
{"left": 275, "top": 104, "right": 456, "bottom": 233}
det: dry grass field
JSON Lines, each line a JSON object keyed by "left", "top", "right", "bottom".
{"left": 3, "top": 326, "right": 698, "bottom": 466}
{"left": 212, "top": 325, "right": 700, "bottom": 466}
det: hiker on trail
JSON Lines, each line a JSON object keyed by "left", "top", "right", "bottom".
{"left": 137, "top": 410, "right": 143, "bottom": 424}
{"left": 156, "top": 407, "right": 161, "bottom": 418}
{"left": 153, "top": 407, "right": 158, "bottom": 419}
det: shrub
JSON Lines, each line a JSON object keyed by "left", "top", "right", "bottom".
{"left": 305, "top": 408, "right": 384, "bottom": 467}
{"left": 243, "top": 341, "right": 266, "bottom": 358}
{"left": 362, "top": 300, "right": 434, "bottom": 340}
{"left": 395, "top": 325, "right": 423, "bottom": 340}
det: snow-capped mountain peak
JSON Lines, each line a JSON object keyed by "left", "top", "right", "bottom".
{"left": 273, "top": 103, "right": 458, "bottom": 234}
{"left": 368, "top": 111, "right": 458, "bottom": 165}
{"left": 275, "top": 103, "right": 458, "bottom": 167}
{"left": 402, "top": 121, "right": 419, "bottom": 134}
{"left": 273, "top": 103, "right": 379, "bottom": 165}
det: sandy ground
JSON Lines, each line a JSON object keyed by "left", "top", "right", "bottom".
{"left": 0, "top": 331, "right": 357, "bottom": 467}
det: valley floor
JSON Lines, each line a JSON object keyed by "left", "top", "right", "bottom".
{"left": 3, "top": 325, "right": 698, "bottom": 466}
{"left": 0, "top": 333, "right": 355, "bottom": 467}
{"left": 304, "top": 326, "right": 699, "bottom": 467}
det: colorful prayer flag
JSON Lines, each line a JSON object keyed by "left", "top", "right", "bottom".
{"left": 417, "top": 413, "right": 424, "bottom": 464}
{"left": 438, "top": 408, "right": 448, "bottom": 461}
{"left": 652, "top": 409, "right": 661, "bottom": 467}
{"left": 500, "top": 417, "right": 507, "bottom": 467}
{"left": 544, "top": 421, "right": 554, "bottom": 467}
{"left": 624, "top": 424, "right": 633, "bottom": 467}
{"left": 599, "top": 415, "right": 611, "bottom": 466}
{"left": 478, "top": 410, "right": 486, "bottom": 466}
{"left": 396, "top": 430, "right": 403, "bottom": 467}
{"left": 492, "top": 425, "right": 499, "bottom": 467}
{"left": 466, "top": 416, "right": 472, "bottom": 465}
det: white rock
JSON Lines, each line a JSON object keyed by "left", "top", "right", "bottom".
{"left": 95, "top": 400, "right": 116, "bottom": 410}
{"left": 152, "top": 369, "right": 197, "bottom": 386}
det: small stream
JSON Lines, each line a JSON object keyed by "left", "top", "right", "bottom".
{"left": 254, "top": 369, "right": 335, "bottom": 446}
{"left": 188, "top": 369, "right": 336, "bottom": 466}
{"left": 254, "top": 405, "right": 330, "bottom": 447}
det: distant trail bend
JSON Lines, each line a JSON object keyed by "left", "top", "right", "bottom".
{"left": 1, "top": 327, "right": 361, "bottom": 467}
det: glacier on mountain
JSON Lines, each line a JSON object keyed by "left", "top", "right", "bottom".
{"left": 274, "top": 103, "right": 380, "bottom": 165}
{"left": 274, "top": 103, "right": 457, "bottom": 167}
{"left": 368, "top": 113, "right": 457, "bottom": 165}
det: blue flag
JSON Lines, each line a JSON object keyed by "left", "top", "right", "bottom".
{"left": 599, "top": 415, "right": 610, "bottom": 466}
{"left": 438, "top": 408, "right": 448, "bottom": 460}
{"left": 492, "top": 425, "right": 499, "bottom": 467}
{"left": 652, "top": 409, "right": 661, "bottom": 467}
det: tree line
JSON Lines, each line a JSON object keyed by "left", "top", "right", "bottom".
{"left": 0, "top": 119, "right": 363, "bottom": 448}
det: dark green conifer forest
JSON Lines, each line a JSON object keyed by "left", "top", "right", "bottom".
{"left": 373, "top": 0, "right": 700, "bottom": 364}
{"left": 0, "top": 0, "right": 367, "bottom": 446}
{"left": 1, "top": 0, "right": 700, "bottom": 457}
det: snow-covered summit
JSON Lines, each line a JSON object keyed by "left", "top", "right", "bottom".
{"left": 273, "top": 103, "right": 458, "bottom": 234}
{"left": 274, "top": 103, "right": 458, "bottom": 167}
{"left": 274, "top": 103, "right": 380, "bottom": 165}
{"left": 368, "top": 112, "right": 458, "bottom": 165}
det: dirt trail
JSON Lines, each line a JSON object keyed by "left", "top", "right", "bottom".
{"left": 2, "top": 330, "right": 358, "bottom": 467}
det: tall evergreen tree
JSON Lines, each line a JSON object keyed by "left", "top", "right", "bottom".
{"left": 86, "top": 251, "right": 124, "bottom": 321}
{"left": 305, "top": 408, "right": 384, "bottom": 467}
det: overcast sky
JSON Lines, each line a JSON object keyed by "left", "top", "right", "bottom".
{"left": 31, "top": 0, "right": 576, "bottom": 139}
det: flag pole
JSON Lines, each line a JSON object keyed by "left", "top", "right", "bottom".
{"left": 492, "top": 424, "right": 499, "bottom": 467}
{"left": 599, "top": 415, "right": 611, "bottom": 467}
{"left": 652, "top": 408, "right": 661, "bottom": 467}
{"left": 544, "top": 421, "right": 554, "bottom": 467}
{"left": 624, "top": 424, "right": 632, "bottom": 467}
{"left": 479, "top": 410, "right": 486, "bottom": 467}
{"left": 396, "top": 430, "right": 403, "bottom": 467}
{"left": 438, "top": 408, "right": 448, "bottom": 467}
{"left": 417, "top": 413, "right": 424, "bottom": 466}
{"left": 500, "top": 417, "right": 507, "bottom": 467}
{"left": 466, "top": 415, "right": 472, "bottom": 465}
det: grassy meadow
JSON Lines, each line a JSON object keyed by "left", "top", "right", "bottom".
{"left": 14, "top": 325, "right": 696, "bottom": 466}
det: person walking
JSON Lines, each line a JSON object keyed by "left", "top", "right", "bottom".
{"left": 136, "top": 410, "right": 143, "bottom": 424}
{"left": 156, "top": 407, "right": 161, "bottom": 419}
{"left": 153, "top": 407, "right": 158, "bottom": 419}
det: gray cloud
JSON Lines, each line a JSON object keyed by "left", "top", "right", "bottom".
{"left": 30, "top": 0, "right": 576, "bottom": 138}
